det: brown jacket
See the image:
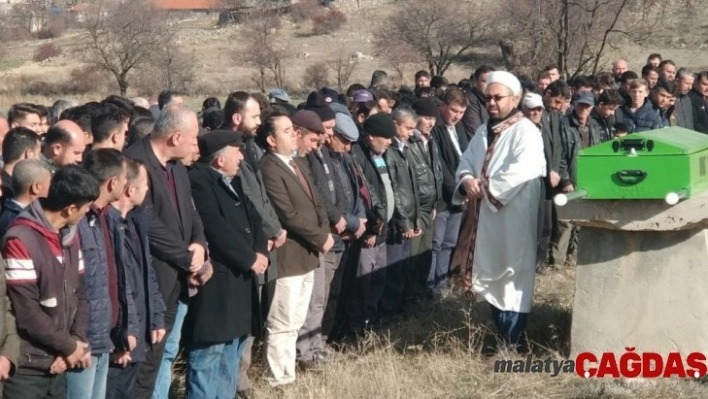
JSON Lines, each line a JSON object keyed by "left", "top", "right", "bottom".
{"left": 260, "top": 152, "right": 330, "bottom": 278}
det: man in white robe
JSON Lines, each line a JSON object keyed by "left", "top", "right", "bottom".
{"left": 453, "top": 71, "right": 546, "bottom": 350}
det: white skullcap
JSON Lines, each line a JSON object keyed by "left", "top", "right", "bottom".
{"left": 485, "top": 71, "right": 522, "bottom": 96}
{"left": 522, "top": 93, "right": 544, "bottom": 109}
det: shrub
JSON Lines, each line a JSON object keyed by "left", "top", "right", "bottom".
{"left": 312, "top": 10, "right": 346, "bottom": 35}
{"left": 33, "top": 43, "right": 62, "bottom": 62}
{"left": 289, "top": 0, "right": 323, "bottom": 23}
{"left": 37, "top": 17, "right": 68, "bottom": 39}
{"left": 303, "top": 62, "right": 330, "bottom": 90}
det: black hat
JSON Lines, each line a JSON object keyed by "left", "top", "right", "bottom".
{"left": 412, "top": 98, "right": 439, "bottom": 118}
{"left": 198, "top": 130, "right": 243, "bottom": 160}
{"left": 319, "top": 87, "right": 340, "bottom": 104}
{"left": 363, "top": 113, "right": 395, "bottom": 138}
{"left": 307, "top": 91, "right": 329, "bottom": 108}
{"left": 308, "top": 105, "right": 336, "bottom": 122}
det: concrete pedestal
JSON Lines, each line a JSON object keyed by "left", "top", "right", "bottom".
{"left": 556, "top": 195, "right": 708, "bottom": 357}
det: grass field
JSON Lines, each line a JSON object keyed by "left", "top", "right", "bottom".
{"left": 167, "top": 266, "right": 708, "bottom": 398}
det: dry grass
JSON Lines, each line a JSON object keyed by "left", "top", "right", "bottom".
{"left": 169, "top": 267, "right": 708, "bottom": 398}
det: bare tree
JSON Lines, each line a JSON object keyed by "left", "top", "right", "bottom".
{"left": 329, "top": 40, "right": 358, "bottom": 92}
{"left": 375, "top": 0, "right": 489, "bottom": 76}
{"left": 84, "top": 0, "right": 164, "bottom": 95}
{"left": 152, "top": 22, "right": 197, "bottom": 92}
{"left": 496, "top": 0, "right": 666, "bottom": 79}
{"left": 240, "top": 10, "right": 290, "bottom": 92}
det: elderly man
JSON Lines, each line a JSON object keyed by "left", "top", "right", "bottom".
{"left": 673, "top": 69, "right": 695, "bottom": 129}
{"left": 124, "top": 104, "right": 210, "bottom": 399}
{"left": 382, "top": 108, "right": 421, "bottom": 314}
{"left": 453, "top": 71, "right": 546, "bottom": 351}
{"left": 185, "top": 130, "right": 268, "bottom": 398}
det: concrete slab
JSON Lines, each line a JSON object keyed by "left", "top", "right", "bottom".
{"left": 555, "top": 192, "right": 708, "bottom": 231}
{"left": 570, "top": 226, "right": 708, "bottom": 357}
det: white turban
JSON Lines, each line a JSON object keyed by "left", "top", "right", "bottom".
{"left": 485, "top": 71, "right": 522, "bottom": 96}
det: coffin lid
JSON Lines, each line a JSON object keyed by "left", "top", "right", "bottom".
{"left": 580, "top": 128, "right": 708, "bottom": 156}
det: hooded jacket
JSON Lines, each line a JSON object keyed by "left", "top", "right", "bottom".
{"left": 2, "top": 200, "right": 87, "bottom": 374}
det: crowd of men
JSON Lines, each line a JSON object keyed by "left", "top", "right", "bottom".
{"left": 0, "top": 52, "right": 704, "bottom": 398}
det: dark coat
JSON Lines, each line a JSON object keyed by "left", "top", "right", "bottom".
{"left": 123, "top": 138, "right": 207, "bottom": 302}
{"left": 671, "top": 95, "right": 694, "bottom": 130}
{"left": 539, "top": 110, "right": 563, "bottom": 198}
{"left": 186, "top": 163, "right": 267, "bottom": 344}
{"left": 461, "top": 87, "right": 489, "bottom": 140}
{"left": 239, "top": 138, "right": 283, "bottom": 240}
{"left": 615, "top": 101, "right": 664, "bottom": 133}
{"left": 431, "top": 120, "right": 469, "bottom": 212}
{"left": 350, "top": 142, "right": 388, "bottom": 245}
{"left": 78, "top": 207, "right": 138, "bottom": 354}
{"left": 688, "top": 90, "right": 708, "bottom": 133}
{"left": 1, "top": 171, "right": 13, "bottom": 200}
{"left": 385, "top": 140, "right": 421, "bottom": 235}
{"left": 408, "top": 132, "right": 443, "bottom": 212}
{"left": 559, "top": 112, "right": 609, "bottom": 187}
{"left": 0, "top": 199, "right": 24, "bottom": 238}
{"left": 113, "top": 205, "right": 165, "bottom": 362}
{"left": 260, "top": 153, "right": 330, "bottom": 278}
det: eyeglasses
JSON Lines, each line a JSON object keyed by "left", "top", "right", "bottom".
{"left": 485, "top": 95, "right": 513, "bottom": 103}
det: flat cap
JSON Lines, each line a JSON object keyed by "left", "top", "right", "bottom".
{"left": 268, "top": 88, "right": 290, "bottom": 103}
{"left": 291, "top": 110, "right": 325, "bottom": 134}
{"left": 363, "top": 113, "right": 395, "bottom": 138}
{"left": 198, "top": 130, "right": 243, "bottom": 160}
{"left": 334, "top": 113, "right": 359, "bottom": 142}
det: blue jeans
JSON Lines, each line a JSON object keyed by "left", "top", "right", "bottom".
{"left": 65, "top": 352, "right": 110, "bottom": 399}
{"left": 488, "top": 304, "right": 529, "bottom": 348}
{"left": 430, "top": 210, "right": 461, "bottom": 292}
{"left": 152, "top": 300, "right": 187, "bottom": 399}
{"left": 186, "top": 336, "right": 249, "bottom": 399}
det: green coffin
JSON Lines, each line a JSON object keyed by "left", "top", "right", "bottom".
{"left": 576, "top": 127, "right": 708, "bottom": 200}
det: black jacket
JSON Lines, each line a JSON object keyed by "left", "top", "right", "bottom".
{"left": 0, "top": 199, "right": 24, "bottom": 238}
{"left": 307, "top": 148, "right": 345, "bottom": 252}
{"left": 539, "top": 110, "right": 563, "bottom": 198}
{"left": 688, "top": 90, "right": 708, "bottom": 133}
{"left": 385, "top": 139, "right": 421, "bottom": 235}
{"left": 329, "top": 151, "right": 366, "bottom": 236}
{"left": 559, "top": 112, "right": 609, "bottom": 187}
{"left": 461, "top": 87, "right": 489, "bottom": 140}
{"left": 113, "top": 205, "right": 165, "bottom": 362}
{"left": 186, "top": 163, "right": 267, "bottom": 343}
{"left": 123, "top": 138, "right": 207, "bottom": 303}
{"left": 431, "top": 120, "right": 469, "bottom": 212}
{"left": 1, "top": 171, "right": 13, "bottom": 200}
{"left": 408, "top": 131, "right": 443, "bottom": 211}
{"left": 350, "top": 142, "right": 388, "bottom": 245}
